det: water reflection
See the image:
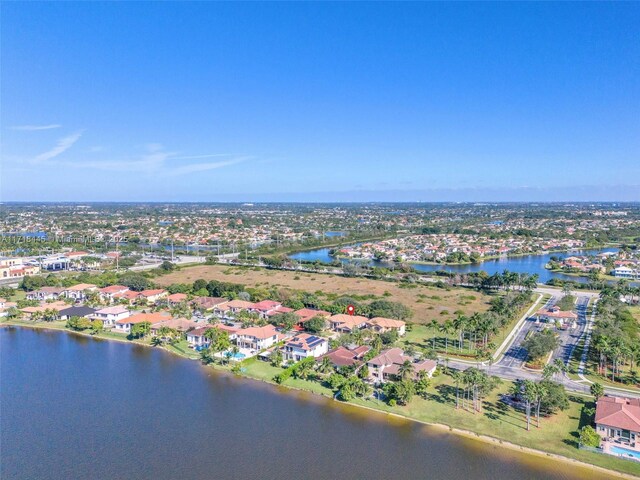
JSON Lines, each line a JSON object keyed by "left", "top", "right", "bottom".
{"left": 0, "top": 328, "right": 622, "bottom": 480}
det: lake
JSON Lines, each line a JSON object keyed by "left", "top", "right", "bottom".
{"left": 0, "top": 327, "right": 610, "bottom": 480}
{"left": 289, "top": 247, "right": 620, "bottom": 284}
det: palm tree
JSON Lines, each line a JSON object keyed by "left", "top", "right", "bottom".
{"left": 439, "top": 319, "right": 454, "bottom": 354}
{"left": 552, "top": 358, "right": 566, "bottom": 380}
{"left": 270, "top": 348, "right": 283, "bottom": 367}
{"left": 542, "top": 363, "right": 558, "bottom": 381}
{"left": 398, "top": 360, "right": 415, "bottom": 380}
{"left": 533, "top": 382, "right": 547, "bottom": 428}
{"left": 316, "top": 356, "right": 333, "bottom": 375}
{"left": 522, "top": 380, "right": 536, "bottom": 431}
{"left": 452, "top": 370, "right": 462, "bottom": 409}
{"left": 157, "top": 325, "right": 172, "bottom": 343}
{"left": 453, "top": 314, "right": 467, "bottom": 351}
{"left": 428, "top": 319, "right": 439, "bottom": 349}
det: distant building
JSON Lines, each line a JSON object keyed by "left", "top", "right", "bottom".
{"left": 534, "top": 306, "right": 578, "bottom": 328}
{"left": 613, "top": 266, "right": 639, "bottom": 279}
{"left": 0, "top": 258, "right": 40, "bottom": 279}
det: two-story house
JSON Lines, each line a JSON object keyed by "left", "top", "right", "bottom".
{"left": 282, "top": 333, "right": 328, "bottom": 363}
{"left": 235, "top": 325, "right": 279, "bottom": 351}
{"left": 91, "top": 305, "right": 131, "bottom": 328}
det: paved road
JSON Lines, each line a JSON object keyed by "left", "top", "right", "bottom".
{"left": 441, "top": 293, "right": 640, "bottom": 399}
{"left": 496, "top": 295, "right": 556, "bottom": 369}
{"left": 551, "top": 296, "right": 588, "bottom": 365}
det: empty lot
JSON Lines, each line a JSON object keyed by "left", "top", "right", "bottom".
{"left": 156, "top": 265, "right": 492, "bottom": 324}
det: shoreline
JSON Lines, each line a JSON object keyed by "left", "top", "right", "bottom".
{"left": 2, "top": 321, "right": 638, "bottom": 479}
{"left": 321, "top": 245, "right": 617, "bottom": 267}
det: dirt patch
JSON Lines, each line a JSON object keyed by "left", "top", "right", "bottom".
{"left": 156, "top": 265, "right": 492, "bottom": 324}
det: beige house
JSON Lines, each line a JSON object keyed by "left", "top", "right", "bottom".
{"left": 594, "top": 396, "right": 640, "bottom": 458}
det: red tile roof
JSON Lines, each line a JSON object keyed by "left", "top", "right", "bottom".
{"left": 595, "top": 396, "right": 640, "bottom": 432}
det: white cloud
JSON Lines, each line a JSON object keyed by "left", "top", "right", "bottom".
{"left": 33, "top": 131, "right": 83, "bottom": 163}
{"left": 167, "top": 157, "right": 248, "bottom": 176}
{"left": 11, "top": 124, "right": 61, "bottom": 131}
{"left": 172, "top": 153, "right": 230, "bottom": 160}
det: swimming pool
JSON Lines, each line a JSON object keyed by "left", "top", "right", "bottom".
{"left": 225, "top": 351, "right": 246, "bottom": 360}
{"left": 610, "top": 445, "right": 640, "bottom": 461}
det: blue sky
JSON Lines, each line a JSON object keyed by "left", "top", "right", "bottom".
{"left": 1, "top": 2, "right": 638, "bottom": 202}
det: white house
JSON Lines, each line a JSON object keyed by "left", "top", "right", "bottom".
{"left": 63, "top": 283, "right": 98, "bottom": 301}
{"left": 99, "top": 285, "right": 130, "bottom": 302}
{"left": 613, "top": 266, "right": 639, "bottom": 279}
{"left": 235, "top": 325, "right": 279, "bottom": 351}
{"left": 91, "top": 305, "right": 131, "bottom": 328}
{"left": 114, "top": 312, "right": 170, "bottom": 334}
{"left": 26, "top": 287, "right": 65, "bottom": 301}
{"left": 186, "top": 326, "right": 214, "bottom": 347}
{"left": 282, "top": 333, "right": 328, "bottom": 362}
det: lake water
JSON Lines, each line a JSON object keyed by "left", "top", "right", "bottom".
{"left": 289, "top": 247, "right": 620, "bottom": 284}
{"left": 1, "top": 327, "right": 611, "bottom": 480}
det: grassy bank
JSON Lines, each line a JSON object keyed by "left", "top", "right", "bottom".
{"left": 3, "top": 320, "right": 638, "bottom": 478}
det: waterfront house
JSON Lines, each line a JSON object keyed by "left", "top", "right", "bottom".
{"left": 150, "top": 317, "right": 198, "bottom": 336}
{"left": 26, "top": 287, "right": 65, "bottom": 301}
{"left": 91, "top": 305, "right": 131, "bottom": 328}
{"left": 329, "top": 314, "right": 369, "bottom": 334}
{"left": 186, "top": 326, "right": 212, "bottom": 347}
{"left": 366, "top": 317, "right": 406, "bottom": 336}
{"left": 282, "top": 333, "right": 329, "bottom": 362}
{"left": 63, "top": 283, "right": 98, "bottom": 301}
{"left": 114, "top": 311, "right": 171, "bottom": 334}
{"left": 20, "top": 301, "right": 68, "bottom": 320}
{"left": 235, "top": 324, "right": 279, "bottom": 351}
{"left": 367, "top": 348, "right": 437, "bottom": 384}
{"left": 594, "top": 396, "right": 640, "bottom": 458}
{"left": 186, "top": 324, "right": 240, "bottom": 347}
{"left": 58, "top": 305, "right": 97, "bottom": 320}
{"left": 318, "top": 345, "right": 371, "bottom": 368}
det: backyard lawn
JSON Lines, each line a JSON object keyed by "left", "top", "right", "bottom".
{"left": 350, "top": 374, "right": 640, "bottom": 477}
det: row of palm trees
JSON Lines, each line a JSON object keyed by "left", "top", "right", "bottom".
{"left": 450, "top": 367, "right": 501, "bottom": 413}
{"left": 590, "top": 289, "right": 640, "bottom": 384}
{"left": 428, "top": 313, "right": 502, "bottom": 354}
{"left": 511, "top": 379, "right": 548, "bottom": 431}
